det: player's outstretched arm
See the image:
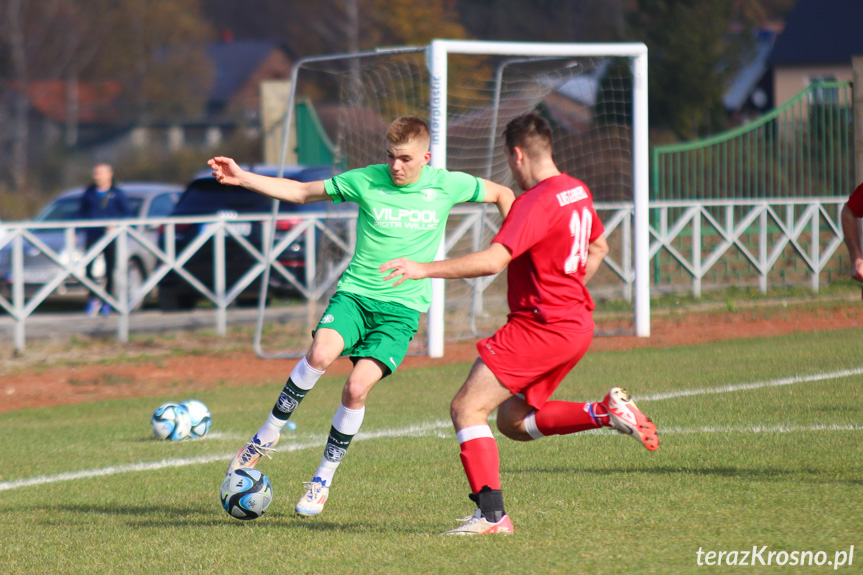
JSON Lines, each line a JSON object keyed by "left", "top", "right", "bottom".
{"left": 208, "top": 156, "right": 331, "bottom": 205}
{"left": 481, "top": 179, "right": 515, "bottom": 219}
{"left": 380, "top": 243, "right": 512, "bottom": 287}
{"left": 583, "top": 234, "right": 609, "bottom": 285}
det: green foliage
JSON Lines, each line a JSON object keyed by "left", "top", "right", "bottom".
{"left": 629, "top": 0, "right": 758, "bottom": 139}
{"left": 120, "top": 130, "right": 262, "bottom": 185}
{"left": 203, "top": 0, "right": 468, "bottom": 56}
{"left": 366, "top": 0, "right": 468, "bottom": 47}
{"left": 1, "top": 328, "right": 861, "bottom": 573}
{"left": 457, "top": 0, "right": 630, "bottom": 43}
{"left": 0, "top": 129, "right": 262, "bottom": 220}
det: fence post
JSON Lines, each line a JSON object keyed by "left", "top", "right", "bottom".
{"left": 12, "top": 233, "right": 24, "bottom": 352}
{"left": 692, "top": 210, "right": 701, "bottom": 297}
{"left": 304, "top": 220, "right": 317, "bottom": 331}
{"left": 214, "top": 222, "right": 226, "bottom": 336}
{"left": 759, "top": 207, "right": 768, "bottom": 294}
{"left": 116, "top": 226, "right": 129, "bottom": 343}
{"left": 811, "top": 205, "right": 820, "bottom": 293}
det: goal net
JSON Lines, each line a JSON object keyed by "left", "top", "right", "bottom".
{"left": 255, "top": 41, "right": 649, "bottom": 359}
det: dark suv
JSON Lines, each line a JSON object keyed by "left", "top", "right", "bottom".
{"left": 157, "top": 165, "right": 342, "bottom": 310}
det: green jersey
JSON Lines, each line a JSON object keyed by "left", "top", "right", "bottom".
{"left": 324, "top": 164, "right": 486, "bottom": 312}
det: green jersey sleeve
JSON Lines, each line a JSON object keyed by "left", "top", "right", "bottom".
{"left": 445, "top": 169, "right": 486, "bottom": 204}
{"left": 324, "top": 166, "right": 383, "bottom": 204}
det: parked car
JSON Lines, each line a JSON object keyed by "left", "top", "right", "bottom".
{"left": 157, "top": 165, "right": 353, "bottom": 310}
{"left": 0, "top": 183, "right": 182, "bottom": 308}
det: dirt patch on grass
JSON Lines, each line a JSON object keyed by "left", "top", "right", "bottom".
{"left": 1, "top": 299, "right": 861, "bottom": 413}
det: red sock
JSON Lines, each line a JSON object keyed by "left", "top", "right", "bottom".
{"left": 459, "top": 436, "right": 501, "bottom": 492}
{"left": 534, "top": 401, "right": 606, "bottom": 436}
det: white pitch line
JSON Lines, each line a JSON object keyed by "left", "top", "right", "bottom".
{"left": 0, "top": 454, "right": 233, "bottom": 492}
{"left": 579, "top": 423, "right": 863, "bottom": 435}
{"left": 2, "top": 367, "right": 861, "bottom": 493}
{"left": 637, "top": 366, "right": 863, "bottom": 402}
{"left": 0, "top": 421, "right": 453, "bottom": 493}
{"left": 658, "top": 423, "right": 863, "bottom": 434}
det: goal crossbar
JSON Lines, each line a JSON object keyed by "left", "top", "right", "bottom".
{"left": 253, "top": 39, "right": 651, "bottom": 360}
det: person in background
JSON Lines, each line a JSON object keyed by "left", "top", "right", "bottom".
{"left": 78, "top": 163, "right": 131, "bottom": 316}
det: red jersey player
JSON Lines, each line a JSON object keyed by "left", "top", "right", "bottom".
{"left": 380, "top": 112, "right": 659, "bottom": 536}
{"left": 841, "top": 183, "right": 863, "bottom": 286}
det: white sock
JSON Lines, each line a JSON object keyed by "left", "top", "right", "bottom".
{"left": 314, "top": 460, "right": 339, "bottom": 487}
{"left": 291, "top": 356, "right": 325, "bottom": 390}
{"left": 456, "top": 424, "right": 495, "bottom": 444}
{"left": 253, "top": 413, "right": 286, "bottom": 445}
{"left": 313, "top": 404, "right": 365, "bottom": 487}
{"left": 257, "top": 357, "right": 325, "bottom": 444}
{"left": 523, "top": 411, "right": 544, "bottom": 440}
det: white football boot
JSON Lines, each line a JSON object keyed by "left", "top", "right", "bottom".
{"left": 441, "top": 510, "right": 514, "bottom": 535}
{"left": 295, "top": 477, "right": 329, "bottom": 517}
{"left": 226, "top": 434, "right": 279, "bottom": 475}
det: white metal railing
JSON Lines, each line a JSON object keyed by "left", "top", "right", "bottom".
{"left": 437, "top": 203, "right": 635, "bottom": 342}
{"left": 0, "top": 198, "right": 850, "bottom": 353}
{"left": 646, "top": 198, "right": 847, "bottom": 296}
{"left": 0, "top": 212, "right": 356, "bottom": 352}
{"left": 442, "top": 197, "right": 848, "bottom": 333}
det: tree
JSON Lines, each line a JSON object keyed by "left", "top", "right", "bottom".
{"left": 110, "top": 0, "right": 214, "bottom": 123}
{"left": 203, "top": 0, "right": 468, "bottom": 55}
{"left": 629, "top": 0, "right": 759, "bottom": 139}
{"left": 0, "top": 0, "right": 213, "bottom": 190}
{"left": 456, "top": 0, "right": 632, "bottom": 43}
{"left": 365, "top": 0, "right": 467, "bottom": 47}
{"left": 1, "top": 0, "right": 32, "bottom": 190}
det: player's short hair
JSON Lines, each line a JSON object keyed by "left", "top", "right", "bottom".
{"left": 504, "top": 112, "right": 553, "bottom": 159}
{"left": 387, "top": 116, "right": 430, "bottom": 148}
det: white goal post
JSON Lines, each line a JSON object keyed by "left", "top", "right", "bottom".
{"left": 253, "top": 39, "right": 650, "bottom": 359}
{"left": 425, "top": 40, "right": 650, "bottom": 356}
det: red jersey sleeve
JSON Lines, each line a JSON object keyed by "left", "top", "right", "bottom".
{"left": 494, "top": 183, "right": 604, "bottom": 255}
{"left": 493, "top": 192, "right": 545, "bottom": 259}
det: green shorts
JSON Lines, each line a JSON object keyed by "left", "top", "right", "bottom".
{"left": 315, "top": 291, "right": 420, "bottom": 376}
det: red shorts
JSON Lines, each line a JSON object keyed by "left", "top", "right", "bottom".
{"left": 477, "top": 315, "right": 593, "bottom": 410}
{"left": 849, "top": 182, "right": 863, "bottom": 217}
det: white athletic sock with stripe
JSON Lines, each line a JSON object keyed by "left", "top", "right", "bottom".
{"left": 312, "top": 403, "right": 365, "bottom": 487}
{"left": 256, "top": 357, "right": 324, "bottom": 444}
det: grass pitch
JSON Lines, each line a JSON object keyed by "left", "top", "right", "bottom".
{"left": 1, "top": 328, "right": 861, "bottom": 574}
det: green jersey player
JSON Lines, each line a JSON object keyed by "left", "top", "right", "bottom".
{"left": 208, "top": 116, "right": 514, "bottom": 517}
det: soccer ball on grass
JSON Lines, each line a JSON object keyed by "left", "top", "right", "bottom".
{"left": 180, "top": 399, "right": 212, "bottom": 438}
{"left": 220, "top": 468, "right": 273, "bottom": 520}
{"left": 151, "top": 402, "right": 192, "bottom": 441}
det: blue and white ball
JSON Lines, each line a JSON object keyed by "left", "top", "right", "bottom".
{"left": 180, "top": 399, "right": 212, "bottom": 438}
{"left": 151, "top": 402, "right": 192, "bottom": 441}
{"left": 220, "top": 468, "right": 273, "bottom": 520}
